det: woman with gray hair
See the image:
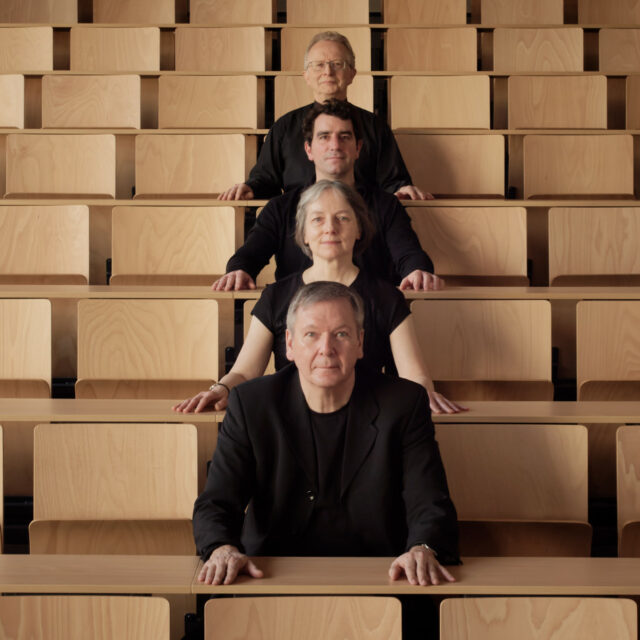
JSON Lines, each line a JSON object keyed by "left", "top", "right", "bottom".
{"left": 174, "top": 181, "right": 463, "bottom": 414}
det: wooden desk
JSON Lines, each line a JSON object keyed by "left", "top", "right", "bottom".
{"left": 0, "top": 555, "right": 199, "bottom": 594}
{"left": 192, "top": 556, "right": 640, "bottom": 596}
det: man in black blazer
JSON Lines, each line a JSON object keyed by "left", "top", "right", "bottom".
{"left": 193, "top": 281, "right": 459, "bottom": 586}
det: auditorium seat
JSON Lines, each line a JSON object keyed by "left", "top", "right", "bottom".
{"left": 579, "top": 0, "right": 640, "bottom": 24}
{"left": 481, "top": 0, "right": 564, "bottom": 24}
{"left": 6, "top": 134, "right": 116, "bottom": 198}
{"left": 93, "top": 0, "right": 175, "bottom": 24}
{"left": 384, "top": 28, "right": 477, "bottom": 72}
{"left": 382, "top": 0, "right": 466, "bottom": 24}
{"left": 411, "top": 299, "right": 552, "bottom": 399}
{"left": 437, "top": 424, "right": 591, "bottom": 555}
{"left": 110, "top": 206, "right": 241, "bottom": 285}
{"left": 408, "top": 206, "right": 528, "bottom": 284}
{"left": 577, "top": 301, "right": 640, "bottom": 400}
{"left": 493, "top": 28, "right": 583, "bottom": 72}
{"left": 0, "top": 27, "right": 53, "bottom": 73}
{"left": 440, "top": 598, "right": 636, "bottom": 639}
{"left": 0, "top": 0, "right": 77, "bottom": 22}
{"left": 76, "top": 299, "right": 221, "bottom": 398}
{"left": 42, "top": 75, "right": 141, "bottom": 129}
{"left": 205, "top": 597, "right": 401, "bottom": 640}
{"left": 395, "top": 134, "right": 505, "bottom": 197}
{"left": 508, "top": 75, "right": 607, "bottom": 129}
{"left": 174, "top": 27, "right": 266, "bottom": 72}
{"left": 390, "top": 76, "right": 490, "bottom": 129}
{"left": 70, "top": 27, "right": 160, "bottom": 72}
{"left": 617, "top": 426, "right": 640, "bottom": 557}
{"left": 286, "top": 0, "right": 368, "bottom": 24}
{"left": 523, "top": 135, "right": 634, "bottom": 199}
{"left": 274, "top": 75, "right": 373, "bottom": 119}
{"left": 158, "top": 75, "right": 263, "bottom": 129}
{"left": 0, "top": 75, "right": 23, "bottom": 128}
{"left": 134, "top": 134, "right": 255, "bottom": 198}
{"left": 627, "top": 75, "right": 640, "bottom": 129}
{"left": 30, "top": 422, "right": 197, "bottom": 554}
{"left": 0, "top": 596, "right": 169, "bottom": 640}
{"left": 280, "top": 27, "right": 371, "bottom": 71}
{"left": 600, "top": 29, "right": 640, "bottom": 73}
{"left": 190, "top": 0, "right": 275, "bottom": 24}
{"left": 549, "top": 207, "right": 640, "bottom": 285}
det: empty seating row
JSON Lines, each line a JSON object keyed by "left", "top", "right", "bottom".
{"left": 2, "top": 25, "right": 640, "bottom": 73}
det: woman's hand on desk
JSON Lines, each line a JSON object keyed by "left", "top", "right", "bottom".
{"left": 428, "top": 391, "right": 468, "bottom": 415}
{"left": 198, "top": 545, "right": 263, "bottom": 585}
{"left": 172, "top": 386, "right": 229, "bottom": 413}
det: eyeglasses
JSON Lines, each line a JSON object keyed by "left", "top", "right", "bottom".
{"left": 306, "top": 59, "right": 350, "bottom": 72}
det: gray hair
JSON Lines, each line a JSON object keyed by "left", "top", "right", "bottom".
{"left": 294, "top": 180, "right": 375, "bottom": 258}
{"left": 286, "top": 281, "right": 365, "bottom": 334}
{"left": 303, "top": 31, "right": 356, "bottom": 70}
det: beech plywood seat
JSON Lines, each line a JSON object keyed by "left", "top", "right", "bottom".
{"left": 493, "top": 28, "right": 583, "bottom": 72}
{"left": 440, "top": 598, "right": 637, "bottom": 639}
{"left": 158, "top": 76, "right": 263, "bottom": 129}
{"left": 579, "top": 0, "right": 640, "bottom": 24}
{"left": 481, "top": 0, "right": 564, "bottom": 24}
{"left": 600, "top": 29, "right": 640, "bottom": 73}
{"left": 70, "top": 27, "right": 160, "bottom": 73}
{"left": 0, "top": 27, "right": 52, "bottom": 73}
{"left": 42, "top": 75, "right": 141, "bottom": 129}
{"left": 627, "top": 76, "right": 640, "bottom": 129}
{"left": 395, "top": 134, "right": 505, "bottom": 197}
{"left": 437, "top": 424, "right": 591, "bottom": 556}
{"left": 205, "top": 597, "right": 401, "bottom": 640}
{"left": 93, "top": 0, "right": 174, "bottom": 23}
{"left": 286, "top": 0, "right": 368, "bottom": 24}
{"left": 76, "top": 299, "right": 220, "bottom": 398}
{"left": 508, "top": 75, "right": 607, "bottom": 129}
{"left": 0, "top": 596, "right": 169, "bottom": 640}
{"left": 411, "top": 299, "right": 552, "bottom": 400}
{"left": 549, "top": 207, "right": 640, "bottom": 285}
{"left": 390, "top": 76, "right": 490, "bottom": 129}
{"left": 6, "top": 134, "right": 116, "bottom": 198}
{"left": 617, "top": 426, "right": 640, "bottom": 557}
{"left": 0, "top": 0, "right": 76, "bottom": 22}
{"left": 408, "top": 207, "right": 528, "bottom": 285}
{"left": 110, "top": 206, "right": 242, "bottom": 285}
{"left": 134, "top": 134, "right": 255, "bottom": 198}
{"left": 281, "top": 27, "right": 371, "bottom": 71}
{"left": 523, "top": 135, "right": 634, "bottom": 199}
{"left": 274, "top": 75, "right": 373, "bottom": 119}
{"left": 385, "top": 28, "right": 477, "bottom": 72}
{"left": 577, "top": 301, "right": 640, "bottom": 400}
{"left": 175, "top": 27, "right": 266, "bottom": 73}
{"left": 382, "top": 0, "right": 467, "bottom": 24}
{"left": 190, "top": 0, "right": 275, "bottom": 24}
{"left": 0, "top": 75, "right": 24, "bottom": 128}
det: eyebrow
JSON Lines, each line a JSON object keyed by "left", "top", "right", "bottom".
{"left": 315, "top": 128, "right": 354, "bottom": 137}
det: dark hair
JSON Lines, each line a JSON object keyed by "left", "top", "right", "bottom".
{"left": 302, "top": 99, "right": 362, "bottom": 144}
{"left": 286, "top": 281, "right": 365, "bottom": 333}
{"left": 294, "top": 180, "right": 375, "bottom": 258}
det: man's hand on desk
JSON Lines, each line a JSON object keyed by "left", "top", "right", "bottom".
{"left": 198, "top": 545, "right": 264, "bottom": 585}
{"left": 389, "top": 545, "right": 455, "bottom": 586}
{"left": 211, "top": 270, "right": 256, "bottom": 291}
{"left": 399, "top": 270, "right": 445, "bottom": 291}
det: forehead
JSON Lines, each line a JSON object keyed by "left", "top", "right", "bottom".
{"left": 306, "top": 189, "right": 352, "bottom": 213}
{"left": 293, "top": 298, "right": 358, "bottom": 331}
{"left": 312, "top": 114, "right": 354, "bottom": 137}
{"left": 307, "top": 39, "right": 350, "bottom": 61}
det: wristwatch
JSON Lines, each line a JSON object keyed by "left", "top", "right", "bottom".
{"left": 209, "top": 381, "right": 230, "bottom": 395}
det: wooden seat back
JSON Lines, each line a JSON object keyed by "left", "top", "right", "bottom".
{"left": 600, "top": 29, "right": 640, "bottom": 73}
{"left": 481, "top": 0, "right": 564, "bottom": 24}
{"left": 617, "top": 426, "right": 640, "bottom": 556}
{"left": 382, "top": 0, "right": 467, "bottom": 25}
{"left": 0, "top": 27, "right": 52, "bottom": 72}
{"left": 190, "top": 0, "right": 275, "bottom": 24}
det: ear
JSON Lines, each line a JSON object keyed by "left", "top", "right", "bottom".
{"left": 357, "top": 328, "right": 364, "bottom": 359}
{"left": 285, "top": 328, "right": 295, "bottom": 362}
{"left": 355, "top": 138, "right": 363, "bottom": 159}
{"left": 304, "top": 140, "right": 314, "bottom": 162}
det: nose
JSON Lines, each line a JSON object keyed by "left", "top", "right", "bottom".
{"left": 322, "top": 216, "right": 338, "bottom": 233}
{"left": 327, "top": 133, "right": 340, "bottom": 149}
{"left": 318, "top": 332, "right": 335, "bottom": 355}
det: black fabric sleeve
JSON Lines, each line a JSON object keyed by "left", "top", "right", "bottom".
{"left": 374, "top": 116, "right": 413, "bottom": 193}
{"left": 245, "top": 120, "right": 287, "bottom": 199}
{"left": 192, "top": 389, "right": 257, "bottom": 560}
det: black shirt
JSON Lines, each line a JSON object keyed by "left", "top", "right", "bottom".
{"left": 245, "top": 102, "right": 413, "bottom": 198}
{"left": 252, "top": 270, "right": 410, "bottom": 372}
{"left": 227, "top": 184, "right": 433, "bottom": 285}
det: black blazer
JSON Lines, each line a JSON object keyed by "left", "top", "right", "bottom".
{"left": 193, "top": 365, "right": 459, "bottom": 564}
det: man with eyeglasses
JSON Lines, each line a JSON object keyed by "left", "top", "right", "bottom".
{"left": 219, "top": 31, "right": 427, "bottom": 201}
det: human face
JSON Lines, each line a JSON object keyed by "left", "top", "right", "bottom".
{"left": 303, "top": 189, "right": 360, "bottom": 262}
{"left": 303, "top": 40, "right": 356, "bottom": 102}
{"left": 285, "top": 298, "right": 364, "bottom": 391}
{"left": 304, "top": 114, "right": 362, "bottom": 181}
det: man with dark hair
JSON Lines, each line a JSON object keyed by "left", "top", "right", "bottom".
{"left": 219, "top": 30, "right": 426, "bottom": 201}
{"left": 213, "top": 99, "right": 440, "bottom": 291}
{"left": 194, "top": 281, "right": 459, "bottom": 589}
